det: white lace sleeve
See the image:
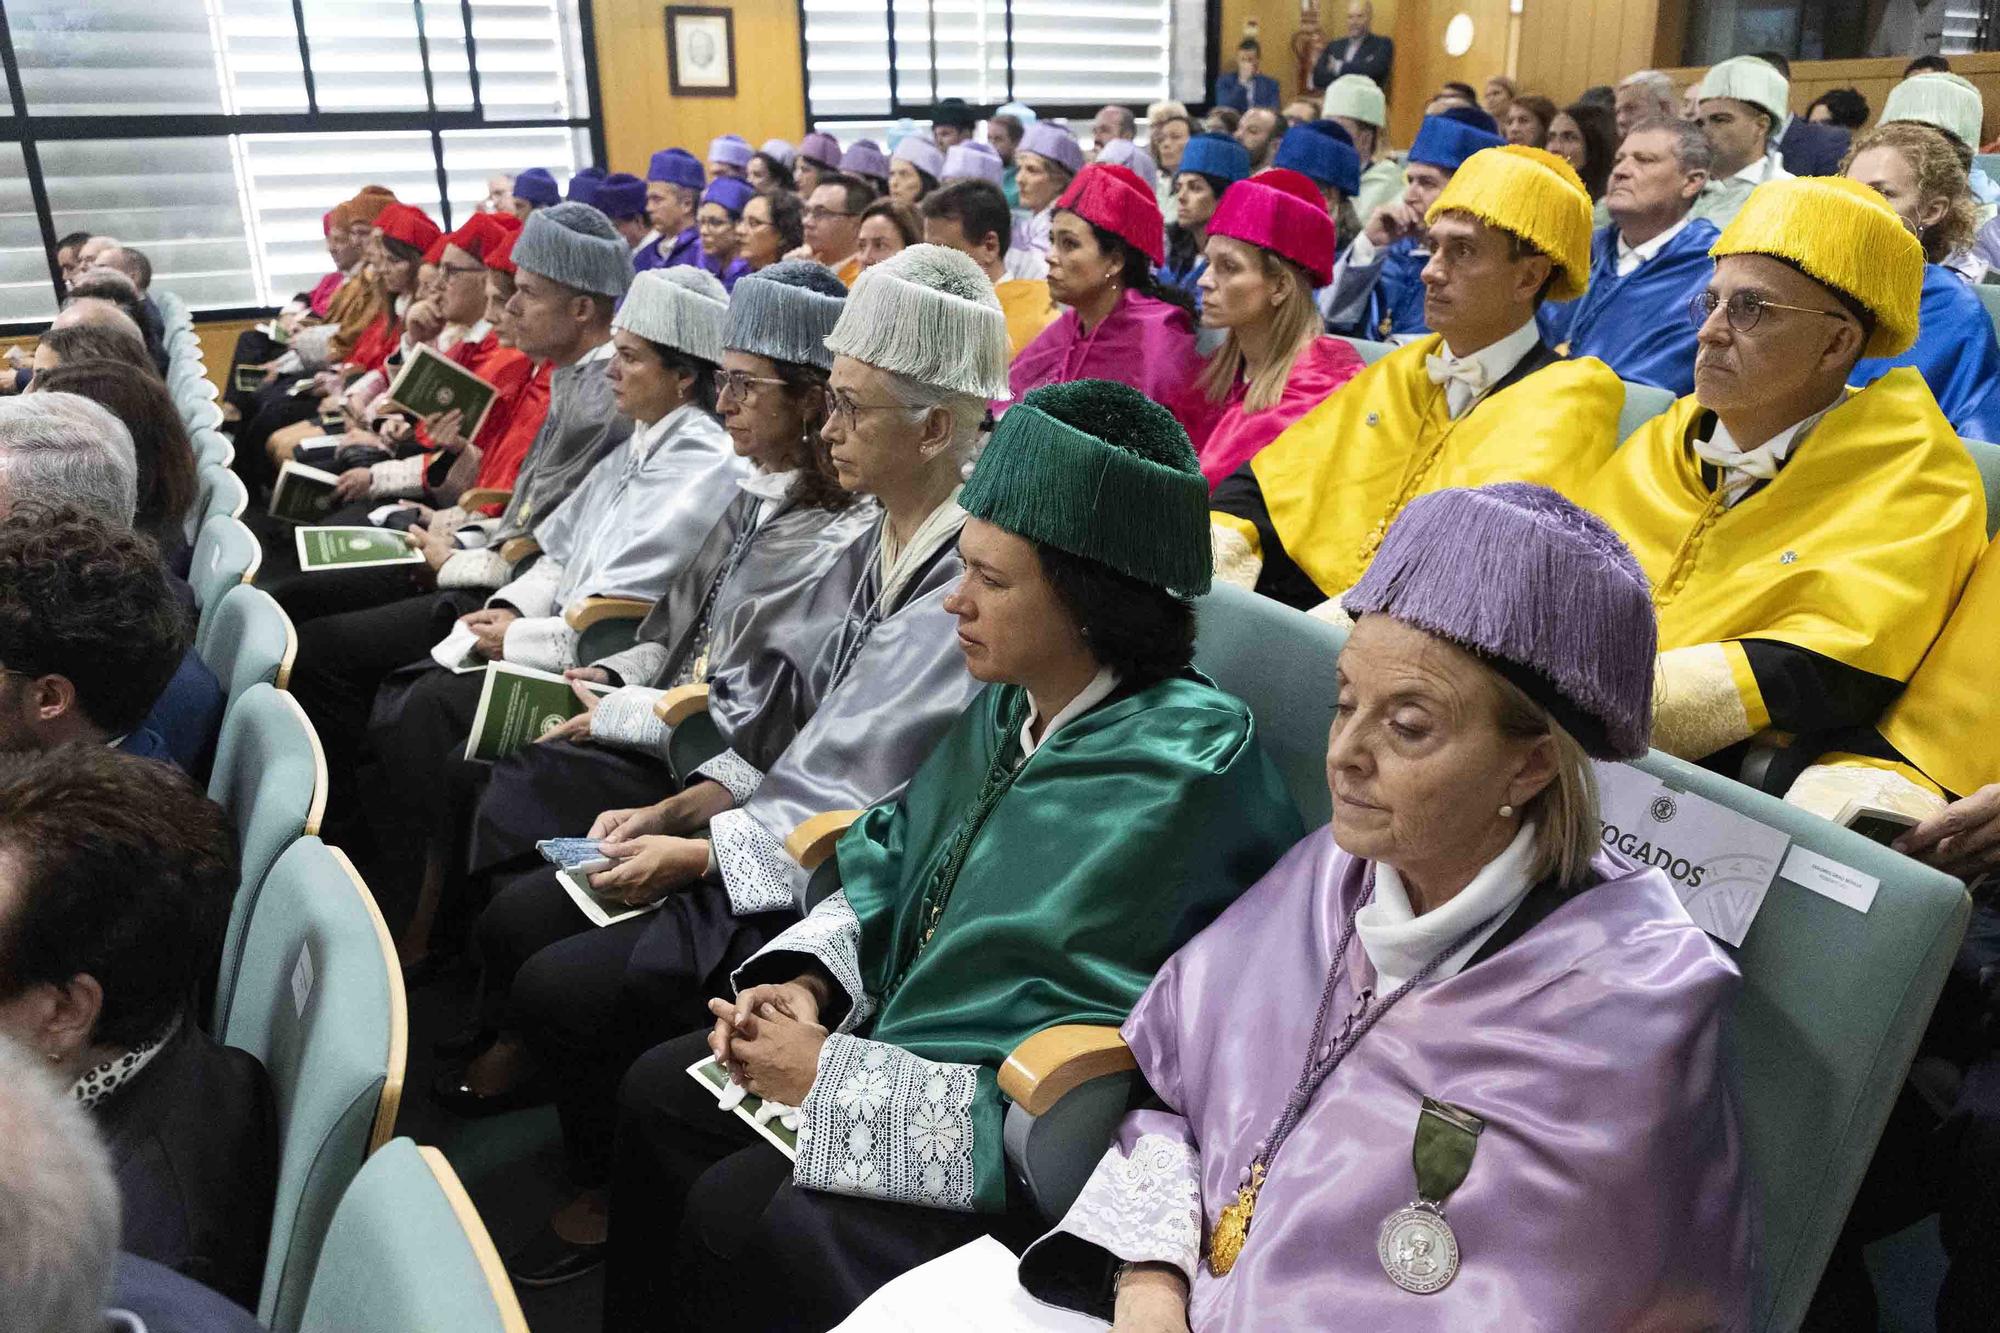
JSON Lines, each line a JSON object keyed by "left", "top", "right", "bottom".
{"left": 589, "top": 685, "right": 669, "bottom": 751}
{"left": 592, "top": 639, "right": 671, "bottom": 690}
{"left": 793, "top": 1034, "right": 983, "bottom": 1212}
{"left": 500, "top": 615, "right": 576, "bottom": 673}
{"left": 1049, "top": 1132, "right": 1204, "bottom": 1284}
{"left": 490, "top": 556, "right": 564, "bottom": 618}
{"left": 693, "top": 748, "right": 763, "bottom": 804}
{"left": 731, "top": 886, "right": 876, "bottom": 1033}
{"left": 368, "top": 453, "right": 426, "bottom": 498}
{"left": 437, "top": 545, "right": 511, "bottom": 589}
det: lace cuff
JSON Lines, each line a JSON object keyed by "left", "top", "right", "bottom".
{"left": 591, "top": 685, "right": 669, "bottom": 752}
{"left": 289, "top": 327, "right": 333, "bottom": 371}
{"left": 732, "top": 887, "right": 875, "bottom": 1031}
{"left": 369, "top": 453, "right": 426, "bottom": 498}
{"left": 592, "top": 639, "right": 670, "bottom": 690}
{"left": 1048, "top": 1130, "right": 1204, "bottom": 1284}
{"left": 500, "top": 615, "right": 575, "bottom": 673}
{"left": 437, "top": 545, "right": 511, "bottom": 590}
{"left": 712, "top": 808, "right": 815, "bottom": 922}
{"left": 794, "top": 1034, "right": 987, "bottom": 1212}
{"left": 490, "top": 558, "right": 563, "bottom": 618}
{"left": 694, "top": 748, "right": 763, "bottom": 804}
{"left": 452, "top": 518, "right": 495, "bottom": 549}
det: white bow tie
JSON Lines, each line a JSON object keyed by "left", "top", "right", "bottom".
{"left": 1690, "top": 434, "right": 1781, "bottom": 500}
{"left": 1424, "top": 353, "right": 1491, "bottom": 395}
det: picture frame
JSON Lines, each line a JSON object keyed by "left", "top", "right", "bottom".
{"left": 666, "top": 5, "right": 736, "bottom": 97}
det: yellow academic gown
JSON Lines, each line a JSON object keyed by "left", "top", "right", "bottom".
{"left": 1577, "top": 367, "right": 1987, "bottom": 764}
{"left": 1211, "top": 334, "right": 1623, "bottom": 608}
{"left": 996, "top": 277, "right": 1060, "bottom": 358}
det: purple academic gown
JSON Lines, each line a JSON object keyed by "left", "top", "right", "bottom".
{"left": 633, "top": 226, "right": 703, "bottom": 273}
{"left": 1020, "top": 832, "right": 1758, "bottom": 1330}
{"left": 1007, "top": 290, "right": 1219, "bottom": 453}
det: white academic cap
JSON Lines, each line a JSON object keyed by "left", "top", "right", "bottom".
{"left": 612, "top": 266, "right": 728, "bottom": 365}
{"left": 1322, "top": 74, "right": 1386, "bottom": 128}
{"left": 824, "top": 244, "right": 1011, "bottom": 400}
{"left": 1881, "top": 72, "right": 1985, "bottom": 151}
{"left": 1698, "top": 56, "right": 1789, "bottom": 128}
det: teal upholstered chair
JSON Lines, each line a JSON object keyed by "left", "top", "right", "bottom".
{"left": 1336, "top": 334, "right": 1394, "bottom": 365}
{"left": 1960, "top": 437, "right": 2000, "bottom": 540}
{"left": 208, "top": 683, "right": 329, "bottom": 1031}
{"left": 297, "top": 1138, "right": 526, "bottom": 1333}
{"left": 191, "top": 425, "right": 236, "bottom": 470}
{"left": 197, "top": 582, "right": 298, "bottom": 704}
{"left": 183, "top": 396, "right": 225, "bottom": 433}
{"left": 195, "top": 463, "right": 250, "bottom": 528}
{"left": 189, "top": 513, "right": 261, "bottom": 610}
{"left": 220, "top": 837, "right": 406, "bottom": 1332}
{"left": 1974, "top": 282, "right": 2000, "bottom": 342}
{"left": 1618, "top": 380, "right": 1675, "bottom": 444}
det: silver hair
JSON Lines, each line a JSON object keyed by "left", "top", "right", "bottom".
{"left": 1618, "top": 69, "right": 1679, "bottom": 111}
{"left": 1628, "top": 115, "right": 1713, "bottom": 177}
{"left": 1100, "top": 105, "right": 1136, "bottom": 137}
{"left": 0, "top": 1036, "right": 122, "bottom": 1333}
{"left": 0, "top": 394, "right": 139, "bottom": 527}
{"left": 878, "top": 367, "right": 986, "bottom": 464}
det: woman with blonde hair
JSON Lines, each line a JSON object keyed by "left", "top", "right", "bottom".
{"left": 1193, "top": 169, "right": 1364, "bottom": 487}
{"left": 1846, "top": 120, "right": 2000, "bottom": 441}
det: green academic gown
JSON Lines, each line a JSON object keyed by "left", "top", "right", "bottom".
{"left": 732, "top": 672, "right": 1304, "bottom": 1214}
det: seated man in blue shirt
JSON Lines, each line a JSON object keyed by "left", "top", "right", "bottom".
{"left": 1213, "top": 38, "right": 1279, "bottom": 113}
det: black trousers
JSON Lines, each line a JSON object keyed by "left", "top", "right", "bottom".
{"left": 362, "top": 663, "right": 491, "bottom": 937}
{"left": 232, "top": 378, "right": 321, "bottom": 496}
{"left": 473, "top": 876, "right": 789, "bottom": 1187}
{"left": 467, "top": 736, "right": 676, "bottom": 879}
{"left": 605, "top": 1029, "right": 1036, "bottom": 1332}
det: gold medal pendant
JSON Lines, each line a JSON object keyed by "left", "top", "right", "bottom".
{"left": 1207, "top": 1165, "right": 1263, "bottom": 1276}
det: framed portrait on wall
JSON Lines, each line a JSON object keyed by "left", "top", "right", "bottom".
{"left": 666, "top": 5, "right": 736, "bottom": 97}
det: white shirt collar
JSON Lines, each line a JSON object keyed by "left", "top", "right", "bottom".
{"left": 573, "top": 337, "right": 617, "bottom": 369}
{"left": 1019, "top": 666, "right": 1121, "bottom": 757}
{"left": 1695, "top": 400, "right": 1836, "bottom": 507}
{"left": 1730, "top": 150, "right": 1789, "bottom": 185}
{"left": 1357, "top": 822, "right": 1538, "bottom": 992}
{"left": 1615, "top": 214, "right": 1692, "bottom": 276}
{"left": 1431, "top": 317, "right": 1542, "bottom": 419}
{"left": 739, "top": 467, "right": 798, "bottom": 504}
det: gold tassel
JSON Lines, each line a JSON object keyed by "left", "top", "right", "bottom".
{"left": 1207, "top": 1165, "right": 1264, "bottom": 1276}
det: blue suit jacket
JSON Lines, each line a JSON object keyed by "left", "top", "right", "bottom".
{"left": 1311, "top": 32, "right": 1393, "bottom": 91}
{"left": 1213, "top": 72, "right": 1279, "bottom": 112}
{"left": 1779, "top": 118, "right": 1850, "bottom": 178}
{"left": 135, "top": 648, "right": 225, "bottom": 778}
{"left": 1853, "top": 263, "right": 2000, "bottom": 444}
{"left": 1539, "top": 218, "right": 1718, "bottom": 396}
{"left": 108, "top": 1254, "right": 265, "bottom": 1333}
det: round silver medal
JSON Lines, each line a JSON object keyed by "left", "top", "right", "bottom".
{"left": 1376, "top": 1202, "right": 1459, "bottom": 1294}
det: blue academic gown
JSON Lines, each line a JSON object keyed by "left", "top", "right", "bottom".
{"left": 1213, "top": 72, "right": 1279, "bottom": 112}
{"left": 1538, "top": 218, "right": 1718, "bottom": 396}
{"left": 1344, "top": 237, "right": 1429, "bottom": 340}
{"left": 632, "top": 227, "right": 703, "bottom": 273}
{"left": 1852, "top": 263, "right": 2000, "bottom": 444}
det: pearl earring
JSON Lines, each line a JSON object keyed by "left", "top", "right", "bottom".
{"left": 1498, "top": 804, "right": 1515, "bottom": 818}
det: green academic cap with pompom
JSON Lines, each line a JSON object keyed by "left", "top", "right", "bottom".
{"left": 960, "top": 379, "right": 1212, "bottom": 595}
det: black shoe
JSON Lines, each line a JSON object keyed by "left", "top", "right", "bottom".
{"left": 428, "top": 1064, "right": 549, "bottom": 1118}
{"left": 432, "top": 1021, "right": 496, "bottom": 1060}
{"left": 506, "top": 1224, "right": 606, "bottom": 1289}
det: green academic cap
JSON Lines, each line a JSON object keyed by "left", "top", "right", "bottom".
{"left": 960, "top": 379, "right": 1212, "bottom": 595}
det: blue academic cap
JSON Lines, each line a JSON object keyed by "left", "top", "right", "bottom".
{"left": 1407, "top": 115, "right": 1505, "bottom": 173}
{"left": 647, "top": 148, "right": 706, "bottom": 191}
{"left": 1273, "top": 121, "right": 1361, "bottom": 197}
{"left": 1176, "top": 133, "right": 1252, "bottom": 185}
{"left": 566, "top": 165, "right": 607, "bottom": 205}
{"left": 595, "top": 171, "right": 647, "bottom": 220}
{"left": 1438, "top": 103, "right": 1501, "bottom": 136}
{"left": 512, "top": 167, "right": 560, "bottom": 207}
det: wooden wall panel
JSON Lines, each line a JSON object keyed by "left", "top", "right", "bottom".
{"left": 1387, "top": 0, "right": 1514, "bottom": 144}
{"left": 592, "top": 0, "right": 807, "bottom": 176}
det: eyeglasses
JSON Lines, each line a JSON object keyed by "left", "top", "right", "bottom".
{"left": 1687, "top": 289, "right": 1852, "bottom": 334}
{"left": 716, "top": 370, "right": 789, "bottom": 402}
{"left": 821, "top": 386, "right": 915, "bottom": 429}
{"left": 803, "top": 206, "right": 855, "bottom": 223}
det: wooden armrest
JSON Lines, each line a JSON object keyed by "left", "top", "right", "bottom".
{"left": 1000, "top": 1025, "right": 1136, "bottom": 1117}
{"left": 784, "top": 810, "right": 863, "bottom": 871}
{"left": 651, "top": 682, "right": 710, "bottom": 725}
{"left": 459, "top": 486, "right": 512, "bottom": 509}
{"left": 565, "top": 596, "right": 655, "bottom": 630}
{"left": 498, "top": 535, "right": 540, "bottom": 564}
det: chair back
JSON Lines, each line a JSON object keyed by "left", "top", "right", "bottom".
{"left": 297, "top": 1138, "right": 526, "bottom": 1333}
{"left": 221, "top": 838, "right": 406, "bottom": 1332}
{"left": 194, "top": 463, "right": 250, "bottom": 529}
{"left": 1623, "top": 749, "right": 1970, "bottom": 1332}
{"left": 208, "top": 683, "right": 329, "bottom": 1030}
{"left": 1191, "top": 582, "right": 1344, "bottom": 827}
{"left": 1335, "top": 334, "right": 1394, "bottom": 365}
{"left": 190, "top": 513, "right": 261, "bottom": 610}
{"left": 1618, "top": 380, "right": 1675, "bottom": 444}
{"left": 1975, "top": 282, "right": 2000, "bottom": 342}
{"left": 1961, "top": 437, "right": 2000, "bottom": 540}
{"left": 197, "top": 582, "right": 298, "bottom": 702}
{"left": 192, "top": 425, "right": 236, "bottom": 469}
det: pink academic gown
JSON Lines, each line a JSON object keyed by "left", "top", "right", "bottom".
{"left": 1196, "top": 335, "right": 1366, "bottom": 488}
{"left": 1020, "top": 831, "right": 1759, "bottom": 1331}
{"left": 1007, "top": 289, "right": 1220, "bottom": 452}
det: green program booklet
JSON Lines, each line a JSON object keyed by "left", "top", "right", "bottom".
{"left": 686, "top": 1055, "right": 799, "bottom": 1160}
{"left": 269, "top": 460, "right": 342, "bottom": 524}
{"left": 463, "top": 661, "right": 612, "bottom": 761}
{"left": 294, "top": 525, "right": 424, "bottom": 571}
{"left": 385, "top": 342, "right": 498, "bottom": 439}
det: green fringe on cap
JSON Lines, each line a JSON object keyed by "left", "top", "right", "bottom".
{"left": 960, "top": 380, "right": 1212, "bottom": 594}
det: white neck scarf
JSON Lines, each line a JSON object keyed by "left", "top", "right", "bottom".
{"left": 1357, "top": 823, "right": 1538, "bottom": 992}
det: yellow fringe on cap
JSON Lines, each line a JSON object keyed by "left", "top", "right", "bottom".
{"left": 1424, "top": 146, "right": 1594, "bottom": 303}
{"left": 1710, "top": 176, "right": 1924, "bottom": 358}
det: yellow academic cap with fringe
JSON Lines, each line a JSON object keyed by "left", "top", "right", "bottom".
{"left": 1424, "top": 145, "right": 1593, "bottom": 303}
{"left": 1710, "top": 175, "right": 1923, "bottom": 358}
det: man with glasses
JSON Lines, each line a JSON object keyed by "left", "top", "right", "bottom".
{"left": 1579, "top": 175, "right": 1986, "bottom": 778}
{"left": 1539, "top": 117, "right": 1716, "bottom": 395}
{"left": 795, "top": 173, "right": 873, "bottom": 286}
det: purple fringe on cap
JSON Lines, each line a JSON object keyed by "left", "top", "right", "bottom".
{"left": 1342, "top": 483, "right": 1657, "bottom": 758}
